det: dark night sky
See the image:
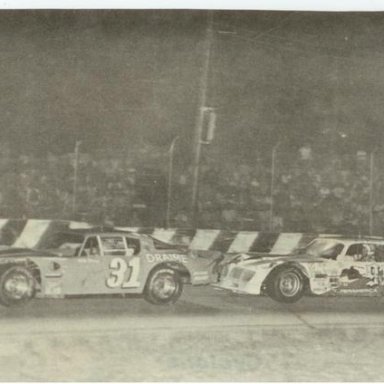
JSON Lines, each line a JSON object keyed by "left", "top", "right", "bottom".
{"left": 1, "top": 10, "right": 384, "bottom": 158}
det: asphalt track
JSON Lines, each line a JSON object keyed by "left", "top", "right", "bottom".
{"left": 1, "top": 286, "right": 384, "bottom": 330}
{"left": 0, "top": 286, "right": 384, "bottom": 380}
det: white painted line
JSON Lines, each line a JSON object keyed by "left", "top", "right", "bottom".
{"left": 152, "top": 228, "right": 176, "bottom": 243}
{"left": 116, "top": 227, "right": 139, "bottom": 232}
{"left": 69, "top": 221, "right": 94, "bottom": 229}
{"left": 189, "top": 229, "right": 221, "bottom": 250}
{"left": 270, "top": 233, "right": 303, "bottom": 255}
{"left": 13, "top": 220, "right": 52, "bottom": 248}
{"left": 227, "top": 232, "right": 259, "bottom": 253}
{"left": 0, "top": 219, "right": 9, "bottom": 231}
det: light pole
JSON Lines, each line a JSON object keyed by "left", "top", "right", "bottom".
{"left": 72, "top": 140, "right": 81, "bottom": 218}
{"left": 269, "top": 141, "right": 281, "bottom": 231}
{"left": 369, "top": 149, "right": 377, "bottom": 236}
{"left": 166, "top": 136, "right": 179, "bottom": 228}
{"left": 191, "top": 11, "right": 214, "bottom": 225}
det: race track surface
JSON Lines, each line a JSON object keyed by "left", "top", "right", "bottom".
{"left": 0, "top": 286, "right": 384, "bottom": 381}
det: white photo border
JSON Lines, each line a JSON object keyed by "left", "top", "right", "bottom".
{"left": 2, "top": 0, "right": 384, "bottom": 11}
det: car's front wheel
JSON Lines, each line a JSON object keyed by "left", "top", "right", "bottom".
{"left": 266, "top": 267, "right": 305, "bottom": 303}
{"left": 0, "top": 266, "right": 36, "bottom": 307}
{"left": 144, "top": 268, "right": 183, "bottom": 305}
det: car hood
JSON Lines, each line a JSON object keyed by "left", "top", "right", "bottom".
{"left": 0, "top": 247, "right": 57, "bottom": 258}
{"left": 231, "top": 253, "right": 326, "bottom": 270}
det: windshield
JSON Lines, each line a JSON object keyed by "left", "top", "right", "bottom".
{"left": 304, "top": 239, "right": 344, "bottom": 259}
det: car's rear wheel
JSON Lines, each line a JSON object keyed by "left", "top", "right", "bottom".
{"left": 144, "top": 268, "right": 183, "bottom": 305}
{"left": 0, "top": 266, "right": 36, "bottom": 307}
{"left": 266, "top": 267, "right": 305, "bottom": 303}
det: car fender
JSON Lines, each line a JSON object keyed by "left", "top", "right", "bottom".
{"left": 0, "top": 258, "right": 42, "bottom": 287}
{"left": 147, "top": 261, "right": 192, "bottom": 284}
{"left": 262, "top": 261, "right": 310, "bottom": 289}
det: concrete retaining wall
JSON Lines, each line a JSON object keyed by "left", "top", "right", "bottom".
{"left": 0, "top": 219, "right": 320, "bottom": 254}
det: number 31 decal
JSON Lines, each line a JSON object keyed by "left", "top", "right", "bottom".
{"left": 106, "top": 257, "right": 140, "bottom": 288}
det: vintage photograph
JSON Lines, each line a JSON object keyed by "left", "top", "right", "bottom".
{"left": 0, "top": 9, "right": 384, "bottom": 381}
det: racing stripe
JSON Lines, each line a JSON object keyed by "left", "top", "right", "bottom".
{"left": 0, "top": 219, "right": 27, "bottom": 246}
{"left": 152, "top": 228, "right": 177, "bottom": 243}
{"left": 189, "top": 229, "right": 221, "bottom": 250}
{"left": 269, "top": 233, "right": 303, "bottom": 255}
{"left": 248, "top": 232, "right": 280, "bottom": 253}
{"left": 209, "top": 230, "right": 238, "bottom": 252}
{"left": 13, "top": 220, "right": 53, "bottom": 248}
{"left": 34, "top": 220, "right": 73, "bottom": 249}
{"left": 227, "top": 231, "right": 259, "bottom": 253}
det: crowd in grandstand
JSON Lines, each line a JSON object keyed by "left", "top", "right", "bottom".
{"left": 1, "top": 141, "right": 384, "bottom": 235}
{"left": 173, "top": 145, "right": 384, "bottom": 235}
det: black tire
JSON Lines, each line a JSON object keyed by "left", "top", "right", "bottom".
{"left": 0, "top": 266, "right": 36, "bottom": 307}
{"left": 144, "top": 268, "right": 183, "bottom": 305}
{"left": 266, "top": 267, "right": 305, "bottom": 303}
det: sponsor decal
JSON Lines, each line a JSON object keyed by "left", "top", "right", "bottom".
{"left": 340, "top": 267, "right": 363, "bottom": 285}
{"left": 146, "top": 253, "right": 188, "bottom": 263}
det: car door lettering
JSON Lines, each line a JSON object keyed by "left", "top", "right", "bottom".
{"left": 106, "top": 257, "right": 140, "bottom": 288}
{"left": 146, "top": 253, "right": 187, "bottom": 263}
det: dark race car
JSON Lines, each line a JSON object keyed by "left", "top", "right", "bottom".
{"left": 0, "top": 229, "right": 222, "bottom": 306}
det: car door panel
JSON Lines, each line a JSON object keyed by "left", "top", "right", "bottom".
{"left": 59, "top": 256, "right": 105, "bottom": 295}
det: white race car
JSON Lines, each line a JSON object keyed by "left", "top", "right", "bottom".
{"left": 215, "top": 236, "right": 384, "bottom": 303}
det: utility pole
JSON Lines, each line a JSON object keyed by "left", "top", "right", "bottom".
{"left": 191, "top": 11, "right": 214, "bottom": 225}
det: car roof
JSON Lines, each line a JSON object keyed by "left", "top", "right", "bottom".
{"left": 314, "top": 235, "right": 384, "bottom": 244}
{"left": 90, "top": 232, "right": 142, "bottom": 238}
